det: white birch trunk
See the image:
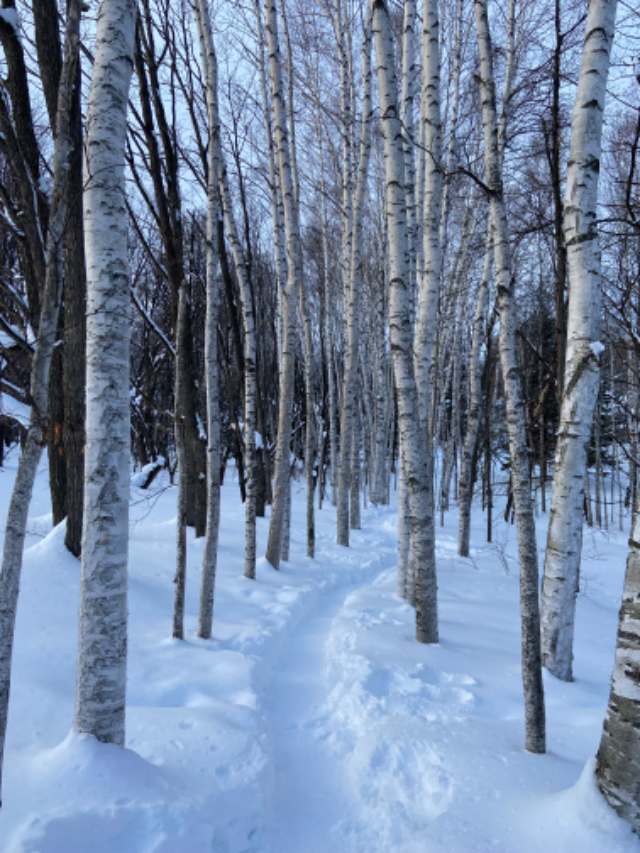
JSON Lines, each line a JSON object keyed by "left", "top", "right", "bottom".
{"left": 373, "top": 0, "right": 437, "bottom": 643}
{"left": 219, "top": 162, "right": 257, "bottom": 577}
{"left": 415, "top": 0, "right": 443, "bottom": 426}
{"left": 264, "top": 0, "right": 302, "bottom": 570}
{"left": 337, "top": 11, "right": 373, "bottom": 546}
{"left": 411, "top": 0, "right": 443, "bottom": 609}
{"left": 320, "top": 158, "right": 339, "bottom": 507}
{"left": 254, "top": 0, "right": 287, "bottom": 361}
{"left": 0, "top": 0, "right": 82, "bottom": 802}
{"left": 458, "top": 224, "right": 492, "bottom": 556}
{"left": 475, "top": 0, "right": 545, "bottom": 753}
{"left": 74, "top": 0, "right": 136, "bottom": 745}
{"left": 350, "top": 394, "right": 362, "bottom": 530}
{"left": 334, "top": 0, "right": 354, "bottom": 542}
{"left": 438, "top": 0, "right": 464, "bottom": 248}
{"left": 397, "top": 449, "right": 412, "bottom": 601}
{"left": 596, "top": 481, "right": 640, "bottom": 831}
{"left": 456, "top": 0, "right": 514, "bottom": 555}
{"left": 540, "top": 0, "right": 617, "bottom": 682}
{"left": 401, "top": 0, "right": 417, "bottom": 312}
{"left": 192, "top": 0, "right": 222, "bottom": 637}
{"left": 300, "top": 262, "right": 316, "bottom": 557}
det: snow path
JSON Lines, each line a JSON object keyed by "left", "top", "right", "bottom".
{"left": 262, "top": 579, "right": 363, "bottom": 853}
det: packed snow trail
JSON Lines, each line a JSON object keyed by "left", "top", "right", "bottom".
{"left": 262, "top": 581, "right": 363, "bottom": 853}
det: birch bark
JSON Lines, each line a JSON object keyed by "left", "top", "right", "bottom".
{"left": 540, "top": 0, "right": 618, "bottom": 682}
{"left": 320, "top": 153, "right": 339, "bottom": 507}
{"left": 192, "top": 0, "right": 222, "bottom": 636}
{"left": 0, "top": 0, "right": 82, "bottom": 802}
{"left": 596, "top": 481, "right": 640, "bottom": 831}
{"left": 371, "top": 248, "right": 389, "bottom": 506}
{"left": 457, "top": 0, "right": 514, "bottom": 556}
{"left": 337, "top": 11, "right": 373, "bottom": 546}
{"left": 373, "top": 0, "right": 437, "bottom": 643}
{"left": 74, "top": 0, "right": 136, "bottom": 745}
{"left": 264, "top": 0, "right": 302, "bottom": 570}
{"left": 475, "top": 0, "right": 545, "bottom": 753}
{"left": 458, "top": 228, "right": 492, "bottom": 556}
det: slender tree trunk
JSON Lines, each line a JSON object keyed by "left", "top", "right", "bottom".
{"left": 0, "top": 0, "right": 82, "bottom": 804}
{"left": 63, "top": 56, "right": 86, "bottom": 558}
{"left": 551, "top": 0, "right": 568, "bottom": 408}
{"left": 300, "top": 261, "right": 316, "bottom": 558}
{"left": 372, "top": 246, "right": 389, "bottom": 505}
{"left": 48, "top": 348, "right": 67, "bottom": 526}
{"left": 458, "top": 229, "right": 491, "bottom": 556}
{"left": 192, "top": 0, "right": 222, "bottom": 636}
{"left": 350, "top": 398, "right": 362, "bottom": 531}
{"left": 475, "top": 0, "right": 545, "bottom": 753}
{"left": 540, "top": 0, "right": 618, "bottom": 682}
{"left": 397, "top": 449, "right": 412, "bottom": 602}
{"left": 319, "top": 155, "right": 338, "bottom": 507}
{"left": 74, "top": 0, "right": 135, "bottom": 745}
{"left": 264, "top": 0, "right": 302, "bottom": 570}
{"left": 337, "top": 11, "right": 373, "bottom": 546}
{"left": 172, "top": 413, "right": 188, "bottom": 640}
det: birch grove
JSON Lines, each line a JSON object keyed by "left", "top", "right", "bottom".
{"left": 1, "top": 0, "right": 640, "bottom": 829}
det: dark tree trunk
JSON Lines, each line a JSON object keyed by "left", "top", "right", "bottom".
{"left": 62, "top": 58, "right": 86, "bottom": 557}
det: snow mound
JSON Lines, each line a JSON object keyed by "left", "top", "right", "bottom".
{"left": 7, "top": 733, "right": 212, "bottom": 853}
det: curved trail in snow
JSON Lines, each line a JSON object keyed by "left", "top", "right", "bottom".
{"left": 261, "top": 580, "right": 362, "bottom": 853}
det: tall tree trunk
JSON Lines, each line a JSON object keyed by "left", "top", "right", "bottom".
{"left": 372, "top": 250, "right": 388, "bottom": 505}
{"left": 350, "top": 398, "right": 362, "bottom": 531}
{"left": 264, "top": 0, "right": 302, "bottom": 570}
{"left": 337, "top": 11, "right": 373, "bottom": 545}
{"left": 596, "top": 478, "right": 640, "bottom": 831}
{"left": 458, "top": 227, "right": 492, "bottom": 556}
{"left": 63, "top": 57, "right": 86, "bottom": 558}
{"left": 373, "top": 0, "right": 437, "bottom": 644}
{"left": 74, "top": 0, "right": 135, "bottom": 745}
{"left": 475, "top": 0, "right": 545, "bottom": 753}
{"left": 540, "top": 0, "right": 618, "bottom": 683}
{"left": 0, "top": 0, "right": 82, "bottom": 804}
{"left": 319, "top": 153, "right": 339, "bottom": 507}
{"left": 192, "top": 0, "right": 222, "bottom": 635}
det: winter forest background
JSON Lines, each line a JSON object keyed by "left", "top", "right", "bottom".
{"left": 0, "top": 0, "right": 640, "bottom": 850}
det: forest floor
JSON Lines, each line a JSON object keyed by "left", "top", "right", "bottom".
{"left": 0, "top": 455, "right": 638, "bottom": 853}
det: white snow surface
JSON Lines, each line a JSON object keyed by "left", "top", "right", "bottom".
{"left": 0, "top": 460, "right": 638, "bottom": 852}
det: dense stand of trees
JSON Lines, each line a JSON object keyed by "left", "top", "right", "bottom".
{"left": 0, "top": 0, "right": 639, "bottom": 831}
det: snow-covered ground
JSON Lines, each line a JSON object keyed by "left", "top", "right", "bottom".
{"left": 0, "top": 454, "right": 638, "bottom": 852}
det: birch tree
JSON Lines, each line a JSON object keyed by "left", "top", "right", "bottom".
{"left": 337, "top": 8, "right": 373, "bottom": 547}
{"left": 596, "top": 483, "right": 640, "bottom": 831}
{"left": 475, "top": 0, "right": 545, "bottom": 753}
{"left": 0, "top": 0, "right": 82, "bottom": 804}
{"left": 458, "top": 232, "right": 491, "bottom": 556}
{"left": 74, "top": 0, "right": 136, "bottom": 745}
{"left": 540, "top": 0, "right": 618, "bottom": 682}
{"left": 373, "top": 0, "right": 438, "bottom": 644}
{"left": 458, "top": 0, "right": 515, "bottom": 557}
{"left": 192, "top": 0, "right": 222, "bottom": 637}
{"left": 264, "top": 0, "right": 303, "bottom": 570}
